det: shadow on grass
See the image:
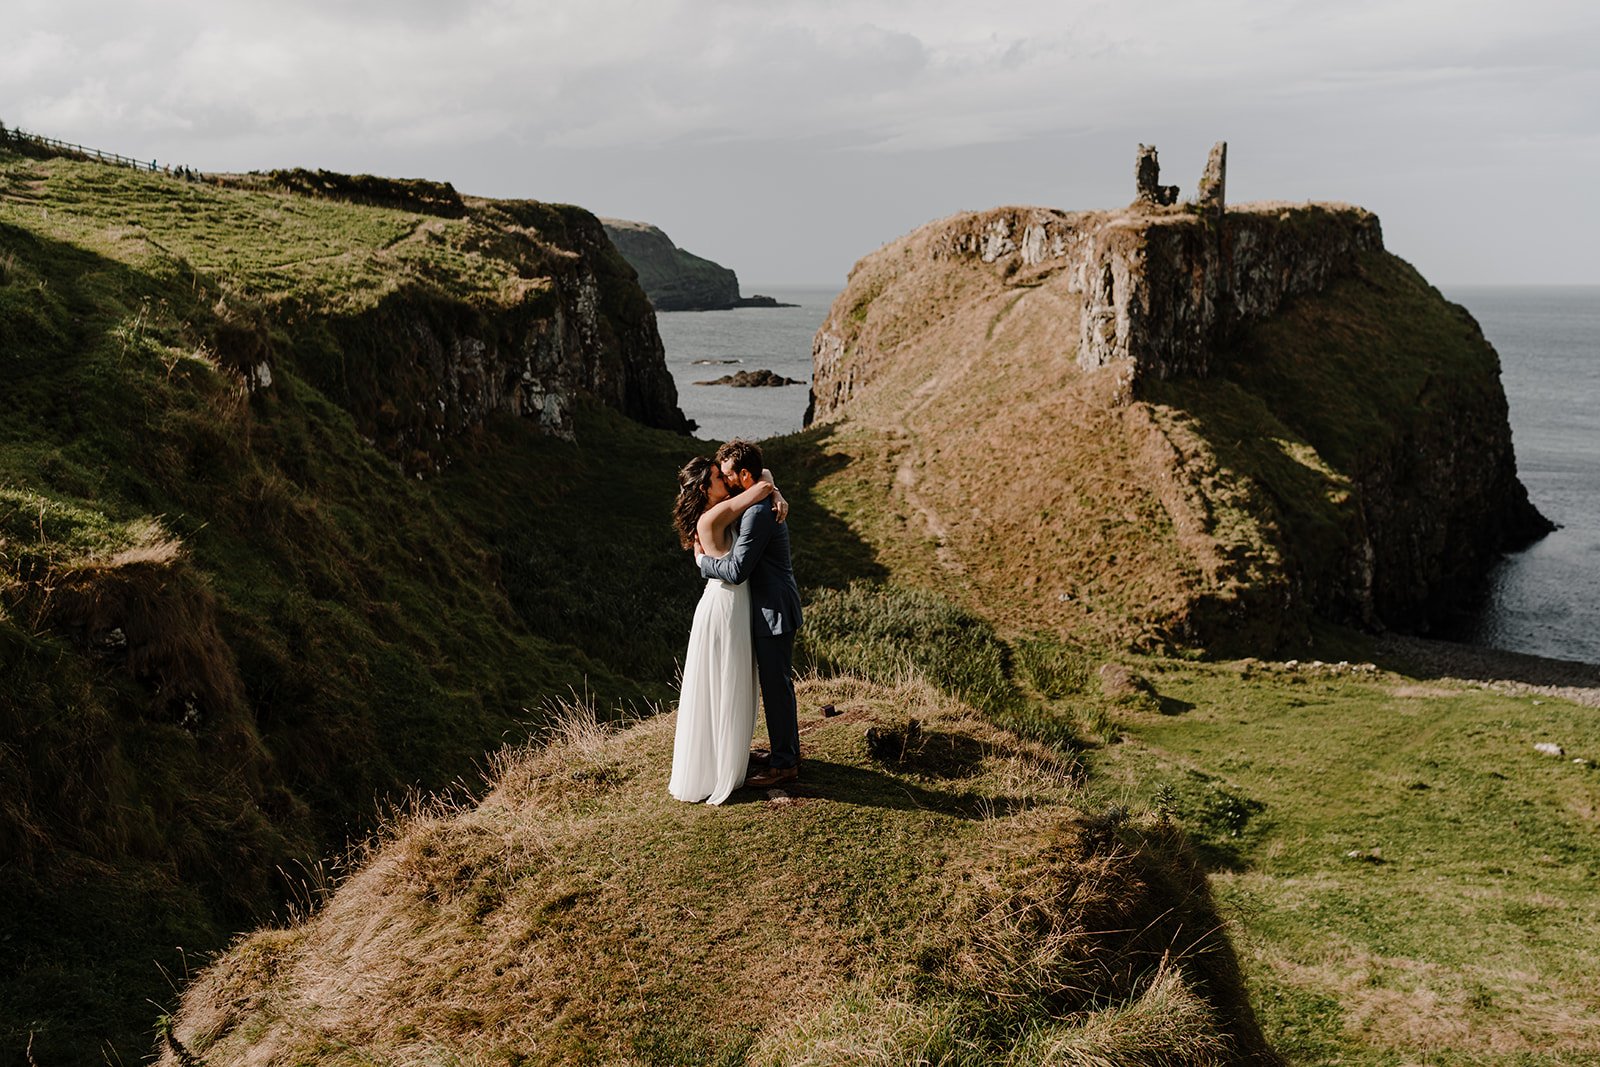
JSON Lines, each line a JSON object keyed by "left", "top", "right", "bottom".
{"left": 763, "top": 424, "right": 890, "bottom": 590}
{"left": 721, "top": 757, "right": 1041, "bottom": 821}
{"left": 1158, "top": 694, "right": 1197, "bottom": 716}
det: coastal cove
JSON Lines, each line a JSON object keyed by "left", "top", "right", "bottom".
{"left": 665, "top": 284, "right": 1600, "bottom": 667}
{"left": 4, "top": 144, "right": 1595, "bottom": 1064}
{"left": 656, "top": 285, "right": 837, "bottom": 442}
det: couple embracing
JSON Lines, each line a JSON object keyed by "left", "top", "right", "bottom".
{"left": 668, "top": 439, "right": 803, "bottom": 805}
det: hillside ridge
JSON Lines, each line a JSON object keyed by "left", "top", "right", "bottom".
{"left": 602, "top": 216, "right": 792, "bottom": 311}
{"left": 0, "top": 148, "right": 701, "bottom": 1062}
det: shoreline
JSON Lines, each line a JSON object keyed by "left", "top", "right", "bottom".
{"left": 1377, "top": 633, "right": 1600, "bottom": 708}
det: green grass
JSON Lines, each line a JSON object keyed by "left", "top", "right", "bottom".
{"left": 800, "top": 582, "right": 1024, "bottom": 718}
{"left": 1082, "top": 659, "right": 1600, "bottom": 1064}
{"left": 0, "top": 149, "right": 707, "bottom": 1063}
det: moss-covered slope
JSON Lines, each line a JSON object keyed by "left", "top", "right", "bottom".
{"left": 0, "top": 150, "right": 701, "bottom": 1062}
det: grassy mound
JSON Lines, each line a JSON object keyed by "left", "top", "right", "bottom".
{"left": 162, "top": 676, "right": 1276, "bottom": 1066}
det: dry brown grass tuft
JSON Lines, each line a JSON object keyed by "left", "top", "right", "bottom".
{"left": 1006, "top": 962, "right": 1234, "bottom": 1066}
{"left": 161, "top": 676, "right": 1274, "bottom": 1065}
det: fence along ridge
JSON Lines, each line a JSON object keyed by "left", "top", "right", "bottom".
{"left": 0, "top": 122, "right": 203, "bottom": 177}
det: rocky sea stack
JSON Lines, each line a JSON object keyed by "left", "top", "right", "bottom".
{"left": 807, "top": 143, "right": 1549, "bottom": 652}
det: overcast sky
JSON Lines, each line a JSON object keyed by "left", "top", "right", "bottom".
{"left": 5, "top": 0, "right": 1597, "bottom": 286}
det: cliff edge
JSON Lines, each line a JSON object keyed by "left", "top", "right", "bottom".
{"left": 0, "top": 149, "right": 699, "bottom": 1062}
{"left": 805, "top": 151, "right": 1547, "bottom": 652}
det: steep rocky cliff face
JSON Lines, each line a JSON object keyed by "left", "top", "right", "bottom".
{"left": 600, "top": 217, "right": 742, "bottom": 311}
{"left": 274, "top": 199, "right": 692, "bottom": 468}
{"left": 806, "top": 200, "right": 1547, "bottom": 649}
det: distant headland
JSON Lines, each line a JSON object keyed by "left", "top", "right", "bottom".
{"left": 600, "top": 217, "right": 797, "bottom": 311}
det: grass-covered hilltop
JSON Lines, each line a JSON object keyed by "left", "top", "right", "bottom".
{"left": 804, "top": 188, "right": 1550, "bottom": 653}
{"left": 4, "top": 132, "right": 1598, "bottom": 1065}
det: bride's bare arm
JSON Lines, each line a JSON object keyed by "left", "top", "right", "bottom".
{"left": 695, "top": 478, "right": 774, "bottom": 558}
{"left": 760, "top": 468, "right": 789, "bottom": 524}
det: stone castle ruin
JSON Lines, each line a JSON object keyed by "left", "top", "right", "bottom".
{"left": 811, "top": 141, "right": 1385, "bottom": 418}
{"left": 1134, "top": 141, "right": 1227, "bottom": 215}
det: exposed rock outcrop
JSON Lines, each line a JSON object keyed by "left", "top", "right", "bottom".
{"left": 294, "top": 201, "right": 692, "bottom": 468}
{"left": 804, "top": 171, "right": 1549, "bottom": 648}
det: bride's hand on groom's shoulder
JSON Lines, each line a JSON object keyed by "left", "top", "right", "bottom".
{"left": 772, "top": 490, "right": 789, "bottom": 524}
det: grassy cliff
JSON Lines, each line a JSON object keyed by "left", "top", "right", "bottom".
{"left": 600, "top": 217, "right": 742, "bottom": 311}
{"left": 8, "top": 152, "right": 1598, "bottom": 1067}
{"left": 801, "top": 204, "right": 1546, "bottom": 654}
{"left": 0, "top": 149, "right": 705, "bottom": 1062}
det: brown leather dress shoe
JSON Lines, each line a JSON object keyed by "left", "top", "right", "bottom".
{"left": 746, "top": 765, "right": 799, "bottom": 788}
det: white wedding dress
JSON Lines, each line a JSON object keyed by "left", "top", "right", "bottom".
{"left": 669, "top": 577, "right": 756, "bottom": 805}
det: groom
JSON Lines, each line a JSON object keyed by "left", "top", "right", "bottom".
{"left": 696, "top": 439, "right": 803, "bottom": 787}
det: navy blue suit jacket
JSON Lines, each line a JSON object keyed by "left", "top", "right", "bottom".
{"left": 699, "top": 499, "right": 802, "bottom": 638}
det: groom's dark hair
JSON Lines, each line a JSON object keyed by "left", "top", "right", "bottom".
{"left": 714, "top": 438, "right": 764, "bottom": 483}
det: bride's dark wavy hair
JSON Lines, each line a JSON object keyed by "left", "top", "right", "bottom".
{"left": 672, "top": 456, "right": 716, "bottom": 550}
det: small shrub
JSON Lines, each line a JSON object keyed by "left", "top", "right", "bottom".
{"left": 799, "top": 582, "right": 1023, "bottom": 720}
{"left": 1014, "top": 637, "right": 1092, "bottom": 699}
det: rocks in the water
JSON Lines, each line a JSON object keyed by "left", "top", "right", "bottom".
{"left": 734, "top": 294, "right": 799, "bottom": 308}
{"left": 694, "top": 369, "right": 805, "bottom": 387}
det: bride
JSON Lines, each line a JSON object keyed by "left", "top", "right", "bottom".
{"left": 668, "top": 456, "right": 783, "bottom": 804}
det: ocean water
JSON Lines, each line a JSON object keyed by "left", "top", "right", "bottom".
{"left": 657, "top": 286, "right": 837, "bottom": 443}
{"left": 659, "top": 283, "right": 1600, "bottom": 666}
{"left": 1447, "top": 286, "right": 1600, "bottom": 665}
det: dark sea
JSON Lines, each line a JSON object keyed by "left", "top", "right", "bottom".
{"left": 659, "top": 284, "right": 1600, "bottom": 666}
{"left": 657, "top": 286, "right": 838, "bottom": 444}
{"left": 1447, "top": 286, "right": 1600, "bottom": 666}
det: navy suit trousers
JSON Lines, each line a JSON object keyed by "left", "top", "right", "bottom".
{"left": 755, "top": 631, "right": 799, "bottom": 769}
